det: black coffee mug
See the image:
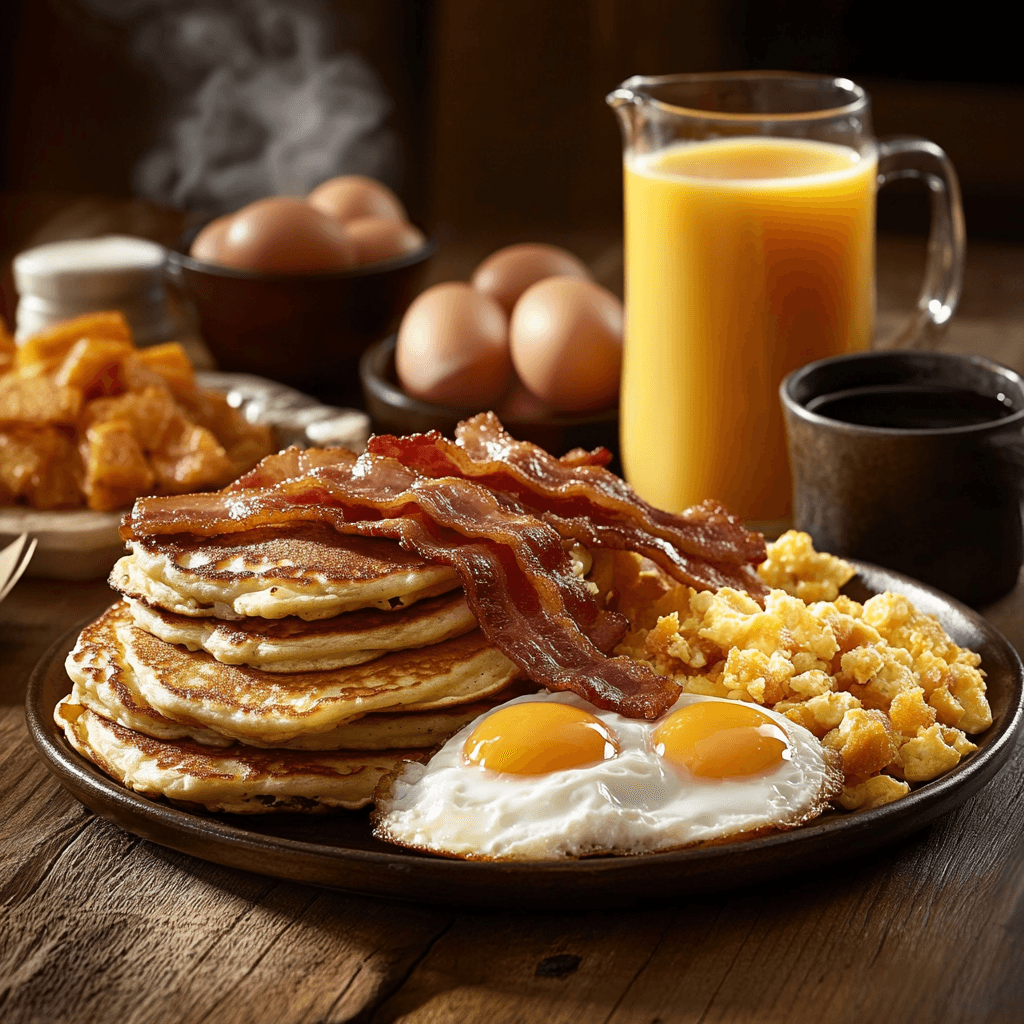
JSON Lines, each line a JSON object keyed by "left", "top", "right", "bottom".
{"left": 780, "top": 351, "right": 1024, "bottom": 607}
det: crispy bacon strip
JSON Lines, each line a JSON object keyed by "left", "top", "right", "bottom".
{"left": 157, "top": 415, "right": 763, "bottom": 596}
{"left": 227, "top": 446, "right": 357, "bottom": 491}
{"left": 122, "top": 454, "right": 415, "bottom": 541}
{"left": 366, "top": 413, "right": 767, "bottom": 596}
{"left": 555, "top": 445, "right": 614, "bottom": 468}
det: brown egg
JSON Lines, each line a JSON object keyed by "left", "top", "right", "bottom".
{"left": 509, "top": 277, "right": 623, "bottom": 413}
{"left": 396, "top": 282, "right": 512, "bottom": 407}
{"left": 189, "top": 214, "right": 235, "bottom": 263}
{"left": 346, "top": 217, "right": 425, "bottom": 265}
{"left": 471, "top": 243, "right": 593, "bottom": 316}
{"left": 210, "top": 198, "right": 356, "bottom": 273}
{"left": 308, "top": 175, "right": 407, "bottom": 225}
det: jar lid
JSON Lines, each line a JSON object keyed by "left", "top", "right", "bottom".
{"left": 13, "top": 235, "right": 167, "bottom": 305}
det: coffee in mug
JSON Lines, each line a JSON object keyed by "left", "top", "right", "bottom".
{"left": 781, "top": 351, "right": 1024, "bottom": 606}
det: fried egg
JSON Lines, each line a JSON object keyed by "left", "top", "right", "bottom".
{"left": 371, "top": 691, "right": 843, "bottom": 860}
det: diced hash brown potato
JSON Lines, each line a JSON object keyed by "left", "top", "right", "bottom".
{"left": 80, "top": 421, "right": 155, "bottom": 512}
{"left": 84, "top": 386, "right": 179, "bottom": 443}
{"left": 823, "top": 708, "right": 899, "bottom": 781}
{"left": 0, "top": 427, "right": 82, "bottom": 509}
{"left": 0, "top": 311, "right": 275, "bottom": 511}
{"left": 896, "top": 724, "right": 976, "bottom": 783}
{"left": 719, "top": 647, "right": 796, "bottom": 705}
{"left": 53, "top": 337, "right": 134, "bottom": 397}
{"left": 839, "top": 775, "right": 910, "bottom": 811}
{"left": 121, "top": 351, "right": 176, "bottom": 394}
{"left": 133, "top": 342, "right": 196, "bottom": 395}
{"left": 0, "top": 376, "right": 82, "bottom": 427}
{"left": 888, "top": 686, "right": 937, "bottom": 735}
{"left": 607, "top": 531, "right": 992, "bottom": 807}
{"left": 150, "top": 419, "right": 234, "bottom": 493}
{"left": 691, "top": 587, "right": 786, "bottom": 657}
{"left": 777, "top": 690, "right": 862, "bottom": 738}
{"left": 15, "top": 311, "right": 131, "bottom": 373}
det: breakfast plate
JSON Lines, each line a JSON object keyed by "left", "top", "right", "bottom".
{"left": 26, "top": 562, "right": 1023, "bottom": 908}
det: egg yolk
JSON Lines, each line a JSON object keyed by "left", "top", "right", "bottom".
{"left": 463, "top": 702, "right": 619, "bottom": 775}
{"left": 654, "top": 702, "right": 788, "bottom": 779}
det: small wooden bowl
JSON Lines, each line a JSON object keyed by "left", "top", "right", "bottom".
{"left": 167, "top": 237, "right": 435, "bottom": 404}
{"left": 359, "top": 334, "right": 621, "bottom": 466}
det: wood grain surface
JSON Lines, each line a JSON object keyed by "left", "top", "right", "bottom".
{"left": 2, "top": 237, "right": 1024, "bottom": 1024}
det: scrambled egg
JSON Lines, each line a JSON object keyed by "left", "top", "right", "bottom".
{"left": 599, "top": 530, "right": 991, "bottom": 810}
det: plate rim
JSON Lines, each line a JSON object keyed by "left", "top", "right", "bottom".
{"left": 24, "top": 560, "right": 1024, "bottom": 906}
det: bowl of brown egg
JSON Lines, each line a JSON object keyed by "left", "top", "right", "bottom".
{"left": 360, "top": 243, "right": 622, "bottom": 462}
{"left": 168, "top": 175, "right": 434, "bottom": 402}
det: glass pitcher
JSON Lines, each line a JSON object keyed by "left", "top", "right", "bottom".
{"left": 607, "top": 71, "right": 965, "bottom": 527}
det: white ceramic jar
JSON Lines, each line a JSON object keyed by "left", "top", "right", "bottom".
{"left": 12, "top": 235, "right": 178, "bottom": 346}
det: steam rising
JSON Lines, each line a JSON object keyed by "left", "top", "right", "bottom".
{"left": 84, "top": 0, "right": 398, "bottom": 213}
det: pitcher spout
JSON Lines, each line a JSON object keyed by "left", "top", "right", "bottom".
{"left": 606, "top": 82, "right": 644, "bottom": 142}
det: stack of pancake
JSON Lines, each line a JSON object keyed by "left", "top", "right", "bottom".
{"left": 55, "top": 522, "right": 529, "bottom": 813}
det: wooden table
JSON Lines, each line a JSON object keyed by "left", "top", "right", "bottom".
{"left": 3, "top": 236, "right": 1024, "bottom": 1024}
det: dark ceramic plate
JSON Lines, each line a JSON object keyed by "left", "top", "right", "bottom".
{"left": 26, "top": 562, "right": 1023, "bottom": 908}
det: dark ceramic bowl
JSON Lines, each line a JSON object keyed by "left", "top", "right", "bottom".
{"left": 167, "top": 236, "right": 435, "bottom": 403}
{"left": 359, "top": 334, "right": 621, "bottom": 464}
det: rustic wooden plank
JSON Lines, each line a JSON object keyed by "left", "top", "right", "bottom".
{"left": 0, "top": 577, "right": 112, "bottom": 706}
{"left": 0, "top": 843, "right": 453, "bottom": 1024}
{"left": 0, "top": 714, "right": 455, "bottom": 1024}
{"left": 0, "top": 704, "right": 27, "bottom": 752}
{"left": 0, "top": 711, "right": 94, "bottom": 905}
{"left": 362, "top": 904, "right": 676, "bottom": 1024}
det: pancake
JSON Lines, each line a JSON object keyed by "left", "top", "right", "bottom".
{"left": 55, "top": 697, "right": 425, "bottom": 813}
{"left": 67, "top": 656, "right": 538, "bottom": 750}
{"left": 66, "top": 612, "right": 231, "bottom": 747}
{"left": 110, "top": 523, "right": 461, "bottom": 620}
{"left": 69, "top": 602, "right": 521, "bottom": 746}
{"left": 125, "top": 588, "right": 478, "bottom": 672}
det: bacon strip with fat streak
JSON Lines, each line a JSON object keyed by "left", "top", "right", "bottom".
{"left": 121, "top": 456, "right": 681, "bottom": 718}
{"left": 365, "top": 412, "right": 767, "bottom": 596}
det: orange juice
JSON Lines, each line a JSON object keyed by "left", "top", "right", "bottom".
{"left": 622, "top": 136, "right": 877, "bottom": 522}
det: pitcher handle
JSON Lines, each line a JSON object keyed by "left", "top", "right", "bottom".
{"left": 874, "top": 136, "right": 966, "bottom": 350}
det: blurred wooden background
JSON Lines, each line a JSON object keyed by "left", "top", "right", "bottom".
{"left": 1, "top": 0, "right": 1020, "bottom": 325}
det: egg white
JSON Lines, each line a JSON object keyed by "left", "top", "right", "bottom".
{"left": 372, "top": 691, "right": 843, "bottom": 860}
